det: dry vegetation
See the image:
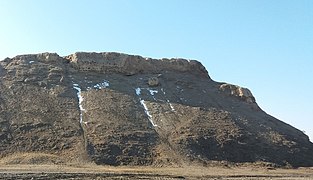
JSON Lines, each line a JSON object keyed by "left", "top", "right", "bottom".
{"left": 0, "top": 154, "right": 312, "bottom": 180}
{"left": 0, "top": 163, "right": 312, "bottom": 179}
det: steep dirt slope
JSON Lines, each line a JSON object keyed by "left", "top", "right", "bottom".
{"left": 0, "top": 52, "right": 312, "bottom": 167}
{"left": 0, "top": 54, "right": 86, "bottom": 164}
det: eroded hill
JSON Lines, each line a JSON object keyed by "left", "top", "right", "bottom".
{"left": 0, "top": 52, "right": 312, "bottom": 167}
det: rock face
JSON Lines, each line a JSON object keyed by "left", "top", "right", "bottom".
{"left": 66, "top": 52, "right": 208, "bottom": 77}
{"left": 148, "top": 77, "right": 159, "bottom": 87}
{"left": 0, "top": 52, "right": 313, "bottom": 167}
{"left": 219, "top": 83, "right": 255, "bottom": 103}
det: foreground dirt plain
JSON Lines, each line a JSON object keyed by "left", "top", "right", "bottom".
{"left": 0, "top": 164, "right": 312, "bottom": 180}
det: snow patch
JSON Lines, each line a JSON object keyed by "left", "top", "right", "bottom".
{"left": 135, "top": 88, "right": 158, "bottom": 100}
{"left": 148, "top": 89, "right": 158, "bottom": 100}
{"left": 87, "top": 80, "right": 110, "bottom": 90}
{"left": 135, "top": 88, "right": 141, "bottom": 96}
{"left": 149, "top": 89, "right": 158, "bottom": 96}
{"left": 140, "top": 100, "right": 157, "bottom": 127}
{"left": 93, "top": 80, "right": 109, "bottom": 89}
{"left": 29, "top": 61, "right": 34, "bottom": 64}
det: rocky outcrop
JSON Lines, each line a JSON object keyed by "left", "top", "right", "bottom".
{"left": 0, "top": 52, "right": 313, "bottom": 167}
{"left": 219, "top": 83, "right": 256, "bottom": 103}
{"left": 66, "top": 52, "right": 208, "bottom": 77}
{"left": 148, "top": 77, "right": 159, "bottom": 87}
{"left": 9, "top": 53, "right": 64, "bottom": 63}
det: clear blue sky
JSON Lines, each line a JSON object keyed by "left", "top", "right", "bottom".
{"left": 0, "top": 0, "right": 312, "bottom": 141}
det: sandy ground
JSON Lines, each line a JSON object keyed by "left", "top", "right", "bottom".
{"left": 0, "top": 164, "right": 312, "bottom": 179}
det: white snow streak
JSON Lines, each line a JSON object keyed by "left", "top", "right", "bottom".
{"left": 140, "top": 100, "right": 157, "bottom": 127}
{"left": 135, "top": 87, "right": 157, "bottom": 127}
{"left": 73, "top": 84, "right": 85, "bottom": 124}
{"left": 169, "top": 103, "right": 175, "bottom": 111}
{"left": 29, "top": 61, "right": 34, "bottom": 64}
{"left": 161, "top": 88, "right": 165, "bottom": 95}
{"left": 161, "top": 88, "right": 175, "bottom": 112}
{"left": 167, "top": 100, "right": 175, "bottom": 111}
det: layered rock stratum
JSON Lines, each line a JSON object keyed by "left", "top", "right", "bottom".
{"left": 0, "top": 52, "right": 312, "bottom": 167}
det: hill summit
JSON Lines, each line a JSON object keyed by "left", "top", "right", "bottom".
{"left": 0, "top": 52, "right": 312, "bottom": 167}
